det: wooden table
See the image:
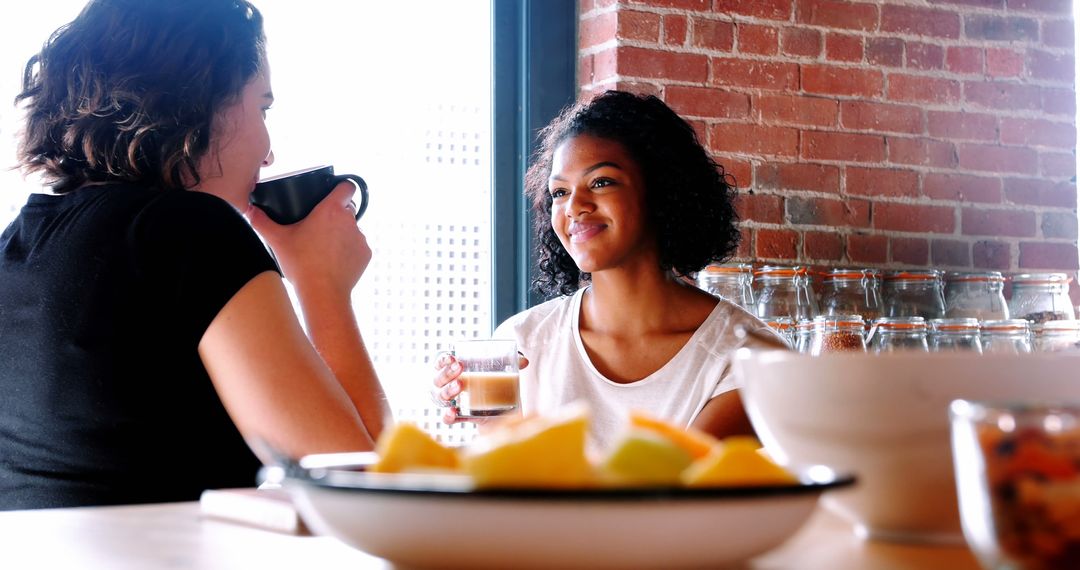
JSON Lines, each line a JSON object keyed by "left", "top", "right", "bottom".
{"left": 0, "top": 500, "right": 981, "bottom": 569}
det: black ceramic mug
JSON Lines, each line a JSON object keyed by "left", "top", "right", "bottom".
{"left": 250, "top": 165, "right": 369, "bottom": 225}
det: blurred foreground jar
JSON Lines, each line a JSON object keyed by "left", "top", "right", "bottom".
{"left": 883, "top": 270, "right": 946, "bottom": 320}
{"left": 818, "top": 268, "right": 882, "bottom": 325}
{"left": 764, "top": 317, "right": 796, "bottom": 349}
{"left": 697, "top": 263, "right": 754, "bottom": 310}
{"left": 754, "top": 266, "right": 818, "bottom": 322}
{"left": 1008, "top": 273, "right": 1075, "bottom": 324}
{"left": 793, "top": 319, "right": 814, "bottom": 354}
{"left": 944, "top": 272, "right": 1008, "bottom": 321}
{"left": 808, "top": 315, "right": 866, "bottom": 356}
{"left": 1034, "top": 320, "right": 1080, "bottom": 353}
{"left": 980, "top": 319, "right": 1033, "bottom": 355}
{"left": 869, "top": 317, "right": 929, "bottom": 353}
{"left": 928, "top": 318, "right": 982, "bottom": 353}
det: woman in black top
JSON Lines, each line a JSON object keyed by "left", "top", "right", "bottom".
{"left": 0, "top": 0, "right": 389, "bottom": 510}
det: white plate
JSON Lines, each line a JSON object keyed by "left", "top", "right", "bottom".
{"left": 273, "top": 459, "right": 854, "bottom": 570}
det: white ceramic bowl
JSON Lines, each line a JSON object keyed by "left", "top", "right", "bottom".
{"left": 734, "top": 349, "right": 1080, "bottom": 544}
{"left": 272, "top": 457, "right": 852, "bottom": 570}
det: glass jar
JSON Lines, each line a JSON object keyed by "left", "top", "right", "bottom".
{"left": 809, "top": 315, "right": 866, "bottom": 356}
{"left": 1033, "top": 320, "right": 1080, "bottom": 353}
{"left": 818, "top": 268, "right": 883, "bottom": 325}
{"left": 754, "top": 266, "right": 819, "bottom": 322}
{"left": 882, "top": 270, "right": 946, "bottom": 320}
{"left": 928, "top": 318, "right": 982, "bottom": 353}
{"left": 697, "top": 263, "right": 755, "bottom": 310}
{"left": 980, "top": 319, "right": 1033, "bottom": 355}
{"left": 944, "top": 272, "right": 1009, "bottom": 321}
{"left": 1008, "top": 273, "right": 1076, "bottom": 324}
{"left": 868, "top": 317, "right": 929, "bottom": 353}
{"left": 764, "top": 317, "right": 796, "bottom": 349}
{"left": 793, "top": 319, "right": 814, "bottom": 354}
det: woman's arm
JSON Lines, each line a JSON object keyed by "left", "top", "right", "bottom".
{"left": 690, "top": 390, "right": 756, "bottom": 440}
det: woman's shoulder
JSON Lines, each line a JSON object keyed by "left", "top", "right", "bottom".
{"left": 694, "top": 296, "right": 775, "bottom": 350}
{"left": 493, "top": 291, "right": 580, "bottom": 341}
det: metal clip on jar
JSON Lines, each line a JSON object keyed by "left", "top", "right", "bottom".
{"left": 869, "top": 316, "right": 929, "bottom": 353}
{"left": 1007, "top": 273, "right": 1076, "bottom": 325}
{"left": 980, "top": 319, "right": 1033, "bottom": 355}
{"left": 944, "top": 272, "right": 1009, "bottom": 321}
{"left": 809, "top": 315, "right": 866, "bottom": 356}
{"left": 1033, "top": 320, "right": 1080, "bottom": 353}
{"left": 697, "top": 263, "right": 755, "bottom": 310}
{"left": 754, "top": 266, "right": 818, "bottom": 322}
{"left": 793, "top": 319, "right": 814, "bottom": 354}
{"left": 928, "top": 318, "right": 983, "bottom": 353}
{"left": 764, "top": 317, "right": 796, "bottom": 349}
{"left": 883, "top": 270, "right": 946, "bottom": 320}
{"left": 818, "top": 268, "right": 883, "bottom": 326}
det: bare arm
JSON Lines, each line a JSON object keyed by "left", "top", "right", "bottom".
{"left": 690, "top": 390, "right": 756, "bottom": 440}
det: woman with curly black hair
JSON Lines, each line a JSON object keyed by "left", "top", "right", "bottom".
{"left": 435, "top": 91, "right": 778, "bottom": 448}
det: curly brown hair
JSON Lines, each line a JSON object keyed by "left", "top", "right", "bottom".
{"left": 15, "top": 0, "right": 265, "bottom": 193}
{"left": 525, "top": 90, "right": 741, "bottom": 297}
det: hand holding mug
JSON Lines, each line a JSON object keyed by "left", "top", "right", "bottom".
{"left": 250, "top": 165, "right": 368, "bottom": 225}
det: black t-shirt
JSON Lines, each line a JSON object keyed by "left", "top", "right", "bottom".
{"left": 0, "top": 184, "right": 279, "bottom": 510}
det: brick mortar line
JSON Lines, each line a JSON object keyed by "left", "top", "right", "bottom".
{"left": 742, "top": 189, "right": 1078, "bottom": 214}
{"left": 740, "top": 221, "right": 1076, "bottom": 244}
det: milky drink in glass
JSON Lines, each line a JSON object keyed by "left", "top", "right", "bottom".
{"left": 453, "top": 340, "right": 519, "bottom": 418}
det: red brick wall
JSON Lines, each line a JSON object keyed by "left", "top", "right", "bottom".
{"left": 578, "top": 0, "right": 1079, "bottom": 301}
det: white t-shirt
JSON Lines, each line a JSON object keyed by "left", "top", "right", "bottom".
{"left": 493, "top": 287, "right": 778, "bottom": 451}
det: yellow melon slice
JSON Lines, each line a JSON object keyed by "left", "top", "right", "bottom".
{"left": 628, "top": 410, "right": 718, "bottom": 459}
{"left": 682, "top": 437, "right": 797, "bottom": 487}
{"left": 599, "top": 428, "right": 694, "bottom": 486}
{"left": 369, "top": 422, "right": 460, "bottom": 474}
{"left": 463, "top": 408, "right": 594, "bottom": 488}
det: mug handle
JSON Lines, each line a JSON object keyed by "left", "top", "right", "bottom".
{"left": 332, "top": 174, "right": 369, "bottom": 221}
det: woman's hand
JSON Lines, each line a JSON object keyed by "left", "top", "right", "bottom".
{"left": 246, "top": 182, "right": 370, "bottom": 301}
{"left": 432, "top": 351, "right": 529, "bottom": 425}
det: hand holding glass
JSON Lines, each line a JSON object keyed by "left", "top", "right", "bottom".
{"left": 451, "top": 340, "right": 520, "bottom": 419}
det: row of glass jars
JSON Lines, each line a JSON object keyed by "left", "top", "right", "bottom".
{"left": 697, "top": 264, "right": 1076, "bottom": 325}
{"left": 766, "top": 315, "right": 1080, "bottom": 356}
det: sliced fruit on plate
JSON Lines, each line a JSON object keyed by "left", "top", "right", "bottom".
{"left": 463, "top": 407, "right": 594, "bottom": 488}
{"left": 628, "top": 410, "right": 717, "bottom": 459}
{"left": 682, "top": 436, "right": 798, "bottom": 487}
{"left": 599, "top": 428, "right": 694, "bottom": 486}
{"left": 369, "top": 422, "right": 461, "bottom": 474}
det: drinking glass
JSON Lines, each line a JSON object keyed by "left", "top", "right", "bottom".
{"left": 451, "top": 340, "right": 520, "bottom": 419}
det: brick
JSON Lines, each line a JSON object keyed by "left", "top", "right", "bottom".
{"left": 592, "top": 48, "right": 617, "bottom": 83}
{"left": 710, "top": 58, "right": 800, "bottom": 91}
{"left": 888, "top": 137, "right": 958, "bottom": 169}
{"left": 717, "top": 155, "right": 753, "bottom": 188}
{"left": 964, "top": 82, "right": 1041, "bottom": 111}
{"left": 617, "top": 46, "right": 709, "bottom": 82}
{"left": 936, "top": 0, "right": 1004, "bottom": 7}
{"left": 738, "top": 24, "right": 777, "bottom": 55}
{"left": 756, "top": 162, "right": 841, "bottom": 194}
{"left": 946, "top": 47, "right": 984, "bottom": 74}
{"left": 957, "top": 144, "right": 1038, "bottom": 175}
{"left": 848, "top": 234, "right": 888, "bottom": 264}
{"left": 692, "top": 17, "right": 735, "bottom": 52}
{"left": 826, "top": 33, "right": 863, "bottom": 63}
{"left": 666, "top": 86, "right": 750, "bottom": 119}
{"left": 580, "top": 12, "right": 616, "bottom": 49}
{"left": 926, "top": 111, "right": 998, "bottom": 142}
{"left": 924, "top": 173, "right": 1003, "bottom": 203}
{"left": 579, "top": 55, "right": 596, "bottom": 87}
{"left": 1041, "top": 152, "right": 1077, "bottom": 178}
{"left": 756, "top": 94, "right": 838, "bottom": 127}
{"left": 881, "top": 5, "right": 961, "bottom": 39}
{"left": 618, "top": 11, "right": 661, "bottom": 43}
{"left": 874, "top": 202, "right": 956, "bottom": 233}
{"left": 796, "top": 0, "right": 879, "bottom": 31}
{"left": 614, "top": 81, "right": 663, "bottom": 98}
{"left": 846, "top": 167, "right": 920, "bottom": 198}
{"left": 840, "top": 102, "right": 924, "bottom": 135}
{"left": 888, "top": 75, "right": 961, "bottom": 105}
{"left": 906, "top": 42, "right": 945, "bottom": 71}
{"left": 1005, "top": 178, "right": 1077, "bottom": 208}
{"left": 1042, "top": 88, "right": 1076, "bottom": 116}
{"left": 962, "top": 208, "right": 1036, "bottom": 237}
{"left": 867, "top": 38, "right": 904, "bottom": 67}
{"left": 1019, "top": 243, "right": 1080, "bottom": 270}
{"left": 1000, "top": 118, "right": 1076, "bottom": 149}
{"left": 973, "top": 241, "right": 1012, "bottom": 270}
{"left": 932, "top": 239, "right": 972, "bottom": 268}
{"left": 714, "top": 0, "right": 791, "bottom": 20}
{"left": 580, "top": 0, "right": 598, "bottom": 13}
{"left": 1042, "top": 19, "right": 1075, "bottom": 48}
{"left": 735, "top": 227, "right": 753, "bottom": 259}
{"left": 734, "top": 192, "right": 784, "bottom": 224}
{"left": 985, "top": 49, "right": 1024, "bottom": 77}
{"left": 1029, "top": 50, "right": 1074, "bottom": 83}
{"left": 891, "top": 238, "right": 930, "bottom": 266}
{"left": 756, "top": 228, "right": 799, "bottom": 260}
{"left": 781, "top": 27, "right": 822, "bottom": 58}
{"left": 804, "top": 231, "right": 844, "bottom": 261}
{"left": 786, "top": 197, "right": 871, "bottom": 227}
{"left": 709, "top": 123, "right": 800, "bottom": 157}
{"left": 663, "top": 15, "right": 688, "bottom": 46}
{"left": 1005, "top": 0, "right": 1073, "bottom": 14}
{"left": 802, "top": 65, "right": 884, "bottom": 98}
{"left": 1042, "top": 212, "right": 1078, "bottom": 240}
{"left": 964, "top": 15, "right": 1039, "bottom": 41}
{"left": 803, "top": 131, "right": 886, "bottom": 163}
{"left": 628, "top": 0, "right": 709, "bottom": 9}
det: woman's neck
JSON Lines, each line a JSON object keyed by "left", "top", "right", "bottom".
{"left": 582, "top": 264, "right": 712, "bottom": 336}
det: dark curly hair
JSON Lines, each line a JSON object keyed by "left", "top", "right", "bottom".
{"left": 525, "top": 90, "right": 740, "bottom": 297}
{"left": 15, "top": 0, "right": 265, "bottom": 193}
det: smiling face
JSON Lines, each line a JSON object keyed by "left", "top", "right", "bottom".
{"left": 548, "top": 135, "right": 658, "bottom": 275}
{"left": 192, "top": 65, "right": 275, "bottom": 210}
